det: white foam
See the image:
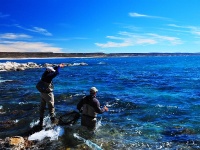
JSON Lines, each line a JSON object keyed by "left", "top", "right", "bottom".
{"left": 0, "top": 79, "right": 12, "bottom": 83}
{"left": 30, "top": 116, "right": 51, "bottom": 128}
{"left": 95, "top": 118, "right": 102, "bottom": 132}
{"left": 28, "top": 126, "right": 64, "bottom": 141}
{"left": 28, "top": 116, "right": 64, "bottom": 141}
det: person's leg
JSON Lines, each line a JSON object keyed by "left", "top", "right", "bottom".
{"left": 47, "top": 92, "right": 55, "bottom": 119}
{"left": 39, "top": 93, "right": 46, "bottom": 126}
{"left": 45, "top": 92, "right": 58, "bottom": 124}
{"left": 81, "top": 115, "right": 96, "bottom": 130}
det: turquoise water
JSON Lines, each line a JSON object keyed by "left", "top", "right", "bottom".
{"left": 1, "top": 56, "right": 200, "bottom": 149}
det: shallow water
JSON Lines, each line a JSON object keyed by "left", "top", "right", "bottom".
{"left": 1, "top": 56, "right": 200, "bottom": 149}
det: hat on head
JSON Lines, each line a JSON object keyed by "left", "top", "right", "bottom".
{"left": 46, "top": 67, "right": 55, "bottom": 72}
{"left": 90, "top": 87, "right": 98, "bottom": 93}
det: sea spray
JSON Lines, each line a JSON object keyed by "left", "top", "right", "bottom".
{"left": 28, "top": 116, "right": 64, "bottom": 141}
{"left": 73, "top": 133, "right": 103, "bottom": 150}
{"left": 28, "top": 126, "right": 64, "bottom": 141}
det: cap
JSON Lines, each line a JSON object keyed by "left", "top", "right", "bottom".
{"left": 46, "top": 67, "right": 55, "bottom": 72}
{"left": 90, "top": 87, "right": 98, "bottom": 93}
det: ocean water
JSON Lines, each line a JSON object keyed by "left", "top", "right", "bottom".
{"left": 1, "top": 56, "right": 200, "bottom": 149}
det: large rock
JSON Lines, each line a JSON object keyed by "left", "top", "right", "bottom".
{"left": 6, "top": 136, "right": 25, "bottom": 149}
{"left": 0, "top": 61, "right": 88, "bottom": 71}
{"left": 0, "top": 61, "right": 41, "bottom": 71}
{"left": 0, "top": 136, "right": 36, "bottom": 149}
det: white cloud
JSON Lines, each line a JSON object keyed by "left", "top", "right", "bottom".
{"left": 0, "top": 33, "right": 31, "bottom": 39}
{"left": 148, "top": 33, "right": 182, "bottom": 45}
{"left": 95, "top": 31, "right": 180, "bottom": 48}
{"left": 15, "top": 24, "right": 52, "bottom": 36}
{"left": 168, "top": 24, "right": 200, "bottom": 36}
{"left": 129, "top": 12, "right": 170, "bottom": 20}
{"left": 0, "top": 41, "right": 62, "bottom": 52}
{"left": 129, "top": 12, "right": 150, "bottom": 17}
{"left": 32, "top": 27, "right": 52, "bottom": 36}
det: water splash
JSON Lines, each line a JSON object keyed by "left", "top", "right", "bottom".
{"left": 28, "top": 126, "right": 64, "bottom": 141}
{"left": 73, "top": 133, "right": 103, "bottom": 150}
{"left": 0, "top": 79, "right": 13, "bottom": 83}
{"left": 28, "top": 116, "right": 64, "bottom": 141}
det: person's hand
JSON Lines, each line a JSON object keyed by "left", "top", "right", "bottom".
{"left": 104, "top": 106, "right": 109, "bottom": 111}
{"left": 59, "top": 63, "right": 65, "bottom": 68}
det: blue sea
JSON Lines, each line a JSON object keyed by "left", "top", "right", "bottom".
{"left": 0, "top": 56, "right": 200, "bottom": 149}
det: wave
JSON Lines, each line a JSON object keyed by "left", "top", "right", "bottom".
{"left": 0, "top": 80, "right": 13, "bottom": 83}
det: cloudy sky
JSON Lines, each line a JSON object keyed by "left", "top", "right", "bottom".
{"left": 1, "top": 0, "right": 200, "bottom": 53}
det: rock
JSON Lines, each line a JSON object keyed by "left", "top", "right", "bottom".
{"left": 16, "top": 67, "right": 25, "bottom": 71}
{"left": 43, "top": 63, "right": 53, "bottom": 67}
{"left": 8, "top": 136, "right": 24, "bottom": 146}
{"left": 6, "top": 136, "right": 25, "bottom": 149}
{"left": 0, "top": 136, "right": 37, "bottom": 149}
{"left": 27, "top": 62, "right": 39, "bottom": 68}
{"left": 80, "top": 62, "right": 88, "bottom": 66}
{"left": 0, "top": 61, "right": 88, "bottom": 71}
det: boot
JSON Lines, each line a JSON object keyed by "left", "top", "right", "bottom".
{"left": 51, "top": 117, "right": 59, "bottom": 125}
{"left": 39, "top": 117, "right": 43, "bottom": 127}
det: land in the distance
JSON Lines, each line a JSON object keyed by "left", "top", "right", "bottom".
{"left": 1, "top": 52, "right": 200, "bottom": 58}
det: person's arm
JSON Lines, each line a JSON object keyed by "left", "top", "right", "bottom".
{"left": 93, "top": 99, "right": 108, "bottom": 114}
{"left": 50, "top": 63, "right": 64, "bottom": 78}
{"left": 77, "top": 98, "right": 84, "bottom": 112}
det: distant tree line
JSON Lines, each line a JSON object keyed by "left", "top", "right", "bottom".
{"left": 1, "top": 52, "right": 200, "bottom": 58}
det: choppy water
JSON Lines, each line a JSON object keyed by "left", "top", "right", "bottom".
{"left": 1, "top": 56, "right": 200, "bottom": 149}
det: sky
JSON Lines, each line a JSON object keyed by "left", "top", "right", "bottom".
{"left": 1, "top": 0, "right": 200, "bottom": 53}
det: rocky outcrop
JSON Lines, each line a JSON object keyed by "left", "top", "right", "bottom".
{"left": 0, "top": 62, "right": 41, "bottom": 72}
{"left": 0, "top": 61, "right": 88, "bottom": 72}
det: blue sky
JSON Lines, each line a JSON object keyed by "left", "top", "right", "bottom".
{"left": 1, "top": 0, "right": 200, "bottom": 53}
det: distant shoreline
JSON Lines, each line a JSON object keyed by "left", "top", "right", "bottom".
{"left": 1, "top": 52, "right": 200, "bottom": 58}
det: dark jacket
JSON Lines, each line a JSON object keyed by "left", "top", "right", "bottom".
{"left": 41, "top": 66, "right": 60, "bottom": 83}
{"left": 77, "top": 95, "right": 106, "bottom": 118}
{"left": 37, "top": 66, "right": 60, "bottom": 93}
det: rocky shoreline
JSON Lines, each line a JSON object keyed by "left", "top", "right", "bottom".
{"left": 0, "top": 61, "right": 88, "bottom": 72}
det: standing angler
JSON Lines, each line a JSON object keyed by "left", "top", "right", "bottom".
{"left": 36, "top": 63, "right": 64, "bottom": 127}
{"left": 77, "top": 87, "right": 109, "bottom": 130}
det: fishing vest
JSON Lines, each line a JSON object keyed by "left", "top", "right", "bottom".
{"left": 36, "top": 80, "right": 54, "bottom": 93}
{"left": 82, "top": 97, "right": 97, "bottom": 118}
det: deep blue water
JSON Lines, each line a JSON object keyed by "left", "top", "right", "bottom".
{"left": 1, "top": 56, "right": 200, "bottom": 149}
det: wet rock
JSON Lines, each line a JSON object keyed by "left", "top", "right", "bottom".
{"left": 0, "top": 136, "right": 37, "bottom": 150}
{"left": 0, "top": 61, "right": 88, "bottom": 72}
{"left": 8, "top": 136, "right": 24, "bottom": 146}
{"left": 16, "top": 67, "right": 25, "bottom": 71}
{"left": 5, "top": 136, "right": 25, "bottom": 149}
{"left": 0, "top": 61, "right": 41, "bottom": 71}
{"left": 43, "top": 63, "right": 53, "bottom": 67}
